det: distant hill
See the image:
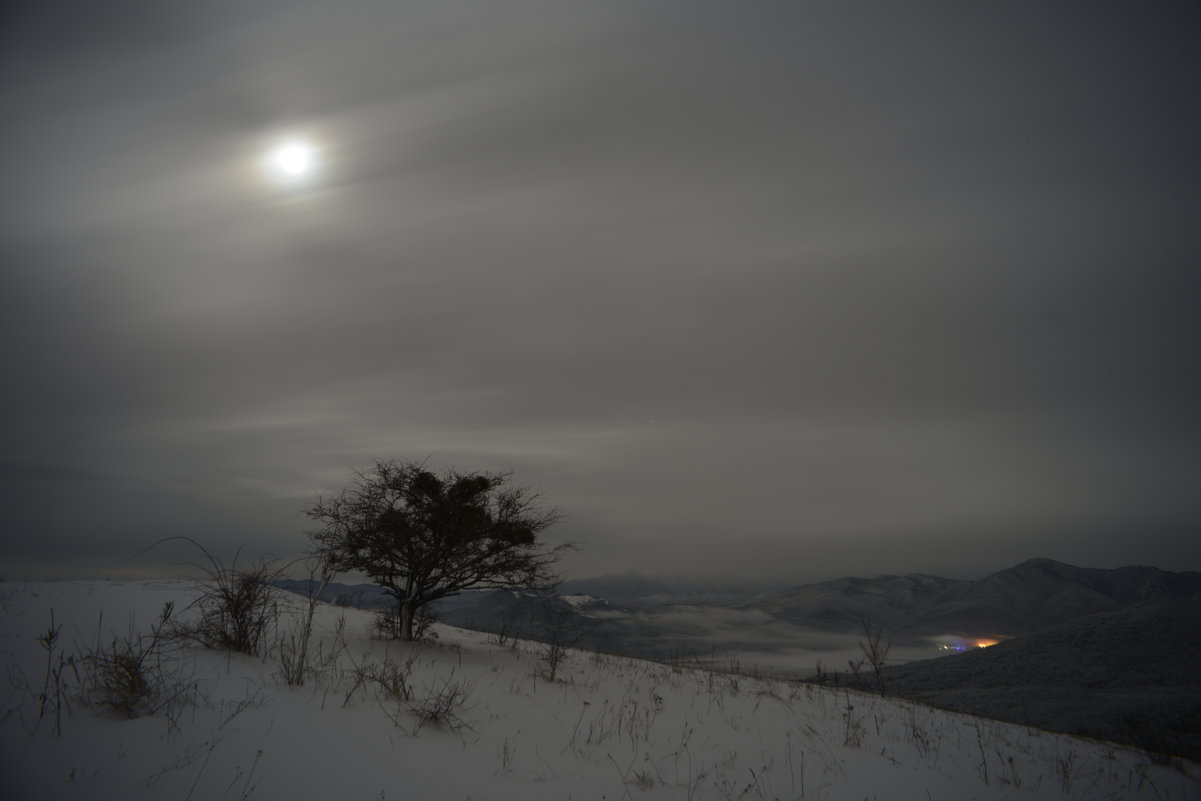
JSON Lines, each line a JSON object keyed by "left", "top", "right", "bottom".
{"left": 280, "top": 573, "right": 776, "bottom": 613}
{"left": 900, "top": 557, "right": 1201, "bottom": 636}
{"left": 280, "top": 560, "right": 1201, "bottom": 646}
{"left": 272, "top": 580, "right": 392, "bottom": 608}
{"left": 272, "top": 580, "right": 493, "bottom": 612}
{"left": 748, "top": 558, "right": 1201, "bottom": 638}
{"left": 559, "top": 572, "right": 777, "bottom": 605}
{"left": 745, "top": 573, "right": 968, "bottom": 632}
{"left": 437, "top": 589, "right": 652, "bottom": 655}
{"left": 558, "top": 572, "right": 682, "bottom": 603}
{"left": 878, "top": 595, "right": 1201, "bottom": 762}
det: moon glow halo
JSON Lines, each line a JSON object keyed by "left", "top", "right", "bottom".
{"left": 262, "top": 138, "right": 320, "bottom": 185}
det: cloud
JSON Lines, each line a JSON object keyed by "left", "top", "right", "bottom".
{"left": 2, "top": 2, "right": 1199, "bottom": 582}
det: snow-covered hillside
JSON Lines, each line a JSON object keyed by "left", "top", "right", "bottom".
{"left": 2, "top": 580, "right": 1196, "bottom": 800}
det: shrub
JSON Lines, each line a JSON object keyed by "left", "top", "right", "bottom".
{"left": 342, "top": 649, "right": 421, "bottom": 708}
{"left": 153, "top": 537, "right": 287, "bottom": 656}
{"left": 409, "top": 673, "right": 474, "bottom": 732}
{"left": 83, "top": 602, "right": 189, "bottom": 721}
{"left": 278, "top": 557, "right": 336, "bottom": 686}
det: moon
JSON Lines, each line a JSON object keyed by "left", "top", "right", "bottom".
{"left": 262, "top": 138, "right": 320, "bottom": 185}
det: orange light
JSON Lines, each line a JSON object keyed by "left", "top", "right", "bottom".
{"left": 975, "top": 639, "right": 999, "bottom": 648}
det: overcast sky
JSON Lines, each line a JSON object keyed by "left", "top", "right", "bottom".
{"left": 3, "top": 2, "right": 1199, "bottom": 585}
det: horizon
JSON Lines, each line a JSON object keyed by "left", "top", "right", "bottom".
{"left": 5, "top": 553, "right": 1196, "bottom": 589}
{"left": 3, "top": 3, "right": 1199, "bottom": 584}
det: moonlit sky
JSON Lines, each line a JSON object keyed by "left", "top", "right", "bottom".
{"left": 3, "top": 2, "right": 1199, "bottom": 584}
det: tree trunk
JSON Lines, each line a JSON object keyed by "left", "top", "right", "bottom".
{"left": 400, "top": 600, "right": 415, "bottom": 641}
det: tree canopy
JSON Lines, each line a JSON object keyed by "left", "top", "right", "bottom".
{"left": 306, "top": 460, "right": 564, "bottom": 640}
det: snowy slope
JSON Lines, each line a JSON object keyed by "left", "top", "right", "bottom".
{"left": 2, "top": 580, "right": 1196, "bottom": 800}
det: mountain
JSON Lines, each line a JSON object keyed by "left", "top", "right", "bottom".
{"left": 748, "top": 558, "right": 1201, "bottom": 638}
{"left": 745, "top": 573, "right": 968, "bottom": 631}
{"left": 900, "top": 557, "right": 1201, "bottom": 636}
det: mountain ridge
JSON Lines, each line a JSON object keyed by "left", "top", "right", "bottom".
{"left": 746, "top": 557, "right": 1201, "bottom": 637}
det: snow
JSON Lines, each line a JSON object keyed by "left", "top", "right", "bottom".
{"left": 2, "top": 580, "right": 1196, "bottom": 800}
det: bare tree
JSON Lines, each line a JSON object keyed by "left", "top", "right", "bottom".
{"left": 536, "top": 591, "right": 592, "bottom": 681}
{"left": 858, "top": 618, "right": 892, "bottom": 695}
{"left": 306, "top": 460, "right": 565, "bottom": 641}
